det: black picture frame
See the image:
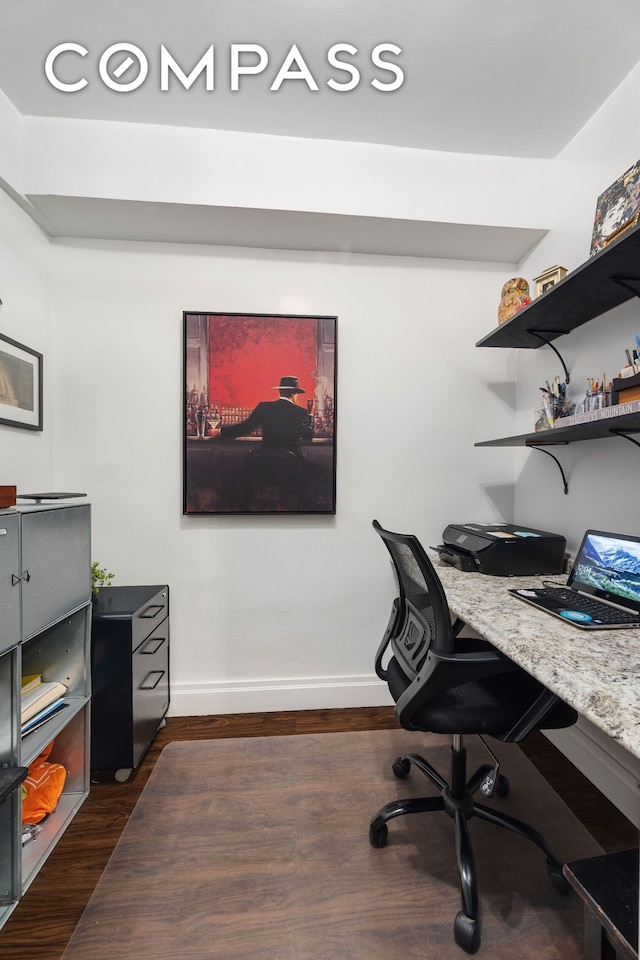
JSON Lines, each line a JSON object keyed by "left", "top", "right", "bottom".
{"left": 183, "top": 312, "right": 336, "bottom": 515}
{"left": 0, "top": 333, "right": 43, "bottom": 431}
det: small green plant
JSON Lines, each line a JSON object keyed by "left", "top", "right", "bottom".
{"left": 91, "top": 561, "right": 115, "bottom": 596}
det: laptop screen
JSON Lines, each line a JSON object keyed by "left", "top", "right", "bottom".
{"left": 568, "top": 530, "right": 640, "bottom": 615}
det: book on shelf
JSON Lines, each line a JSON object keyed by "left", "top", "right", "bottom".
{"left": 21, "top": 674, "right": 43, "bottom": 695}
{"left": 20, "top": 699, "right": 68, "bottom": 737}
{"left": 555, "top": 398, "right": 640, "bottom": 430}
{"left": 21, "top": 680, "right": 68, "bottom": 725}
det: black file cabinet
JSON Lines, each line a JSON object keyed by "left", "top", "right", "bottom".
{"left": 91, "top": 585, "right": 170, "bottom": 781}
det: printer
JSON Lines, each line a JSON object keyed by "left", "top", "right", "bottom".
{"left": 436, "top": 522, "right": 566, "bottom": 576}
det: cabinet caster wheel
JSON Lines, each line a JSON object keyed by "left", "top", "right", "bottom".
{"left": 369, "top": 822, "right": 388, "bottom": 848}
{"left": 454, "top": 911, "right": 480, "bottom": 953}
{"left": 392, "top": 757, "right": 411, "bottom": 779}
{"left": 547, "top": 860, "right": 571, "bottom": 895}
{"left": 115, "top": 768, "right": 132, "bottom": 783}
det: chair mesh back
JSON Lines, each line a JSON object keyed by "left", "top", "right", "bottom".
{"left": 385, "top": 539, "right": 434, "bottom": 613}
{"left": 375, "top": 523, "right": 455, "bottom": 679}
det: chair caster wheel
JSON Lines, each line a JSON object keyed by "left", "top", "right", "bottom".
{"left": 392, "top": 756, "right": 411, "bottom": 779}
{"left": 454, "top": 911, "right": 480, "bottom": 953}
{"left": 369, "top": 822, "right": 388, "bottom": 848}
{"left": 495, "top": 774, "right": 510, "bottom": 798}
{"left": 546, "top": 860, "right": 572, "bottom": 895}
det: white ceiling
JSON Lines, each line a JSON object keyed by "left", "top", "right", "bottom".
{"left": 1, "top": 0, "right": 639, "bottom": 255}
{"left": 2, "top": 0, "right": 639, "bottom": 157}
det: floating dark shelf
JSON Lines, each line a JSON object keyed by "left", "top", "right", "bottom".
{"left": 476, "top": 220, "right": 640, "bottom": 349}
{"left": 475, "top": 411, "right": 640, "bottom": 447}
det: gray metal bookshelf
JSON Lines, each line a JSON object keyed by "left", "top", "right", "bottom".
{"left": 0, "top": 502, "right": 91, "bottom": 928}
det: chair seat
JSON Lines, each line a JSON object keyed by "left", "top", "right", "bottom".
{"left": 387, "top": 657, "right": 575, "bottom": 738}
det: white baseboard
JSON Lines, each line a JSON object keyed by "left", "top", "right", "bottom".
{"left": 544, "top": 718, "right": 640, "bottom": 828}
{"left": 167, "top": 675, "right": 393, "bottom": 717}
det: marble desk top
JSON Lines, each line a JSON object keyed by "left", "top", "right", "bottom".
{"left": 428, "top": 551, "right": 640, "bottom": 761}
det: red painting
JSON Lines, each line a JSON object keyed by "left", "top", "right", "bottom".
{"left": 184, "top": 312, "right": 336, "bottom": 514}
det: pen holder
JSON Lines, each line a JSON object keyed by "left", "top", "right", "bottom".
{"left": 540, "top": 395, "right": 572, "bottom": 429}
{"left": 534, "top": 406, "right": 549, "bottom": 432}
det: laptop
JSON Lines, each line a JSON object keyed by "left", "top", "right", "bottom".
{"left": 509, "top": 529, "right": 640, "bottom": 629}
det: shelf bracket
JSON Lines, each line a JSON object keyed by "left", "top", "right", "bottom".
{"left": 609, "top": 428, "right": 640, "bottom": 450}
{"left": 527, "top": 444, "right": 569, "bottom": 494}
{"left": 526, "top": 329, "right": 571, "bottom": 384}
{"left": 609, "top": 274, "right": 640, "bottom": 299}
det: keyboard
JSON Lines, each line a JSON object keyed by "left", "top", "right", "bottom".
{"left": 537, "top": 588, "right": 640, "bottom": 624}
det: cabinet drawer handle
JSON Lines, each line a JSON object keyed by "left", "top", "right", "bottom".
{"left": 22, "top": 570, "right": 31, "bottom": 582}
{"left": 139, "top": 604, "right": 164, "bottom": 619}
{"left": 11, "top": 574, "right": 21, "bottom": 586}
{"left": 139, "top": 669, "right": 165, "bottom": 691}
{"left": 140, "top": 636, "right": 166, "bottom": 656}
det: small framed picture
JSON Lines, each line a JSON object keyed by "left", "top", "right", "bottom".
{"left": 0, "top": 333, "right": 43, "bottom": 431}
{"left": 533, "top": 265, "right": 568, "bottom": 298}
{"left": 590, "top": 159, "right": 640, "bottom": 256}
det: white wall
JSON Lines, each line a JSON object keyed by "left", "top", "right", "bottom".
{"left": 0, "top": 89, "right": 22, "bottom": 194}
{"left": 515, "top": 61, "right": 640, "bottom": 548}
{"left": 46, "top": 238, "right": 516, "bottom": 714}
{"left": 0, "top": 189, "right": 53, "bottom": 491}
{"left": 22, "top": 117, "right": 553, "bottom": 230}
{"left": 514, "top": 62, "right": 640, "bottom": 825}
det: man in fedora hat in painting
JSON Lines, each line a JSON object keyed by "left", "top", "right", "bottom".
{"left": 217, "top": 376, "right": 313, "bottom": 453}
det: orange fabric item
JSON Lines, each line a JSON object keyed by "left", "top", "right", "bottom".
{"left": 22, "top": 741, "right": 67, "bottom": 825}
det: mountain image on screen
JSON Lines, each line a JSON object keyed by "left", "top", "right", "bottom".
{"left": 574, "top": 534, "right": 640, "bottom": 605}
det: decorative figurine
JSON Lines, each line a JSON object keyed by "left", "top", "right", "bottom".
{"left": 498, "top": 277, "right": 531, "bottom": 324}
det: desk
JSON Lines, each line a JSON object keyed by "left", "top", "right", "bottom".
{"left": 429, "top": 551, "right": 640, "bottom": 956}
{"left": 429, "top": 551, "right": 640, "bottom": 761}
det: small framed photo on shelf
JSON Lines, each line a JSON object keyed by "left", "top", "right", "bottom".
{"left": 0, "top": 333, "right": 43, "bottom": 431}
{"left": 533, "top": 265, "right": 568, "bottom": 297}
{"left": 590, "top": 159, "right": 640, "bottom": 256}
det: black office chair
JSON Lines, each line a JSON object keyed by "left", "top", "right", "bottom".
{"left": 369, "top": 520, "right": 578, "bottom": 953}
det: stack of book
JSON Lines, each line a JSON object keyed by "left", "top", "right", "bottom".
{"left": 21, "top": 675, "right": 68, "bottom": 737}
{"left": 557, "top": 398, "right": 640, "bottom": 429}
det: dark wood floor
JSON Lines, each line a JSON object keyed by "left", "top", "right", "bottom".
{"left": 2, "top": 708, "right": 638, "bottom": 960}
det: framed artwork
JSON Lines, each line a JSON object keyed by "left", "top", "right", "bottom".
{"left": 0, "top": 333, "right": 43, "bottom": 431}
{"left": 590, "top": 159, "right": 640, "bottom": 256}
{"left": 533, "top": 264, "right": 568, "bottom": 297}
{"left": 183, "top": 312, "right": 336, "bottom": 515}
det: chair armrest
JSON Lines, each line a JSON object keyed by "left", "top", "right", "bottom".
{"left": 501, "top": 687, "right": 575, "bottom": 741}
{"left": 374, "top": 599, "right": 400, "bottom": 681}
